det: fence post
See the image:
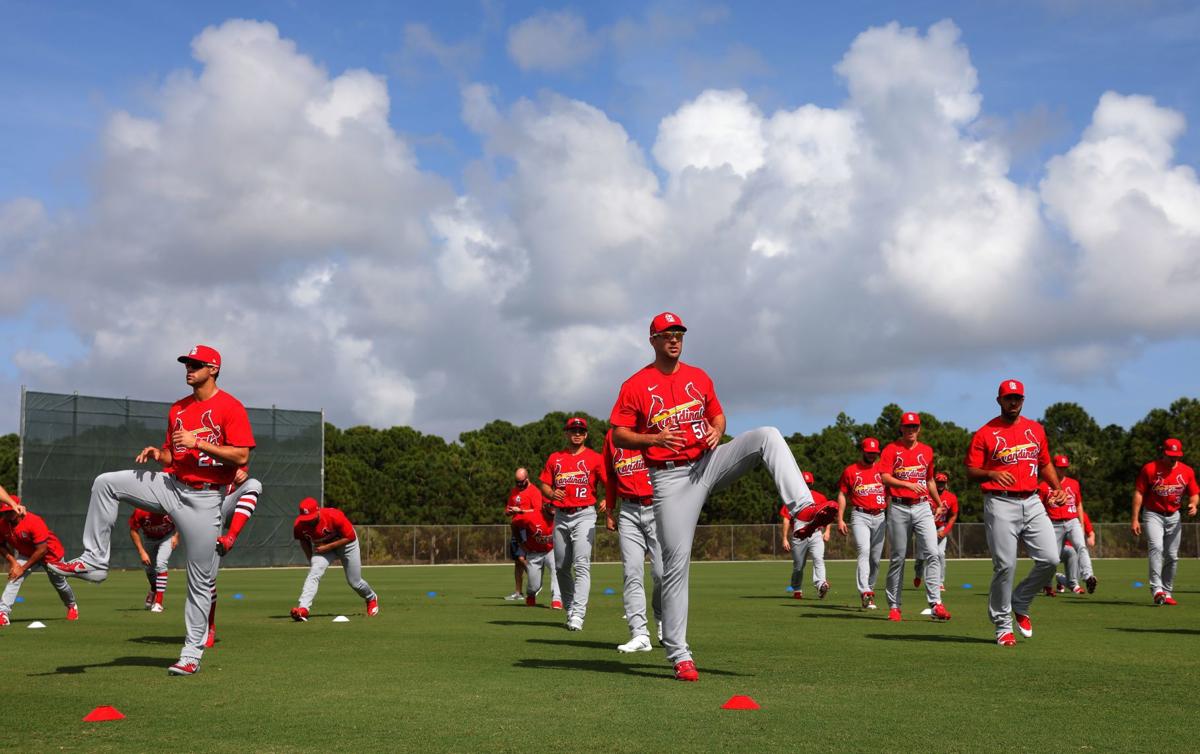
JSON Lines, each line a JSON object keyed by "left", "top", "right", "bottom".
{"left": 457, "top": 527, "right": 461, "bottom": 563}
{"left": 412, "top": 527, "right": 417, "bottom": 565}
{"left": 730, "top": 525, "right": 734, "bottom": 561}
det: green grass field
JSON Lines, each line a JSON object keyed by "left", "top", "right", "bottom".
{"left": 3, "top": 558, "right": 1197, "bottom": 753}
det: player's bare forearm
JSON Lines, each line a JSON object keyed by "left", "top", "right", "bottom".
{"left": 316, "top": 537, "right": 353, "bottom": 554}
{"left": 964, "top": 465, "right": 991, "bottom": 483}
{"left": 1039, "top": 462, "right": 1062, "bottom": 491}
{"left": 23, "top": 543, "right": 49, "bottom": 570}
{"left": 300, "top": 541, "right": 313, "bottom": 560}
{"left": 196, "top": 441, "right": 250, "bottom": 467}
{"left": 612, "top": 426, "right": 685, "bottom": 452}
{"left": 0, "top": 484, "right": 14, "bottom": 506}
{"left": 1188, "top": 494, "right": 1199, "bottom": 516}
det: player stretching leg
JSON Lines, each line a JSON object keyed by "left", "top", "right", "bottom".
{"left": 603, "top": 428, "right": 663, "bottom": 651}
{"left": 837, "top": 439, "right": 886, "bottom": 609}
{"left": 506, "top": 468, "right": 561, "bottom": 607}
{"left": 1037, "top": 455, "right": 1097, "bottom": 595}
{"left": 510, "top": 500, "right": 556, "bottom": 606}
{"left": 290, "top": 498, "right": 378, "bottom": 621}
{"left": 782, "top": 471, "right": 831, "bottom": 600}
{"left": 610, "top": 313, "right": 827, "bottom": 682}
{"left": 965, "top": 380, "right": 1064, "bottom": 646}
{"left": 539, "top": 418, "right": 606, "bottom": 631}
{"left": 1131, "top": 439, "right": 1198, "bottom": 606}
{"left": 129, "top": 510, "right": 179, "bottom": 612}
{"left": 49, "top": 345, "right": 255, "bottom": 675}
{"left": 1, "top": 497, "right": 78, "bottom": 627}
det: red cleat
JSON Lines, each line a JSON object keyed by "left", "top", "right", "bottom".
{"left": 204, "top": 628, "right": 216, "bottom": 648}
{"left": 674, "top": 660, "right": 699, "bottom": 682}
{"left": 930, "top": 603, "right": 951, "bottom": 622}
{"left": 795, "top": 506, "right": 837, "bottom": 539}
{"left": 550, "top": 599, "right": 564, "bottom": 610}
{"left": 1072, "top": 586, "right": 1085, "bottom": 594}
{"left": 1015, "top": 614, "right": 1033, "bottom": 638}
{"left": 792, "top": 591, "right": 803, "bottom": 600}
{"left": 366, "top": 597, "right": 380, "bottom": 617}
{"left": 66, "top": 604, "right": 79, "bottom": 621}
{"left": 996, "top": 632, "right": 1016, "bottom": 646}
{"left": 1162, "top": 595, "right": 1178, "bottom": 606}
{"left": 290, "top": 606, "right": 309, "bottom": 622}
{"left": 887, "top": 608, "right": 902, "bottom": 622}
{"left": 215, "top": 534, "right": 236, "bottom": 556}
{"left": 167, "top": 660, "right": 200, "bottom": 676}
{"left": 46, "top": 558, "right": 107, "bottom": 583}
{"left": 818, "top": 581, "right": 830, "bottom": 599}
{"left": 1042, "top": 586, "right": 1056, "bottom": 598}
{"left": 913, "top": 577, "right": 922, "bottom": 588}
{"left": 525, "top": 595, "right": 536, "bottom": 607}
{"left": 0, "top": 613, "right": 9, "bottom": 627}
{"left": 1153, "top": 591, "right": 1167, "bottom": 605}
{"left": 861, "top": 592, "right": 876, "bottom": 610}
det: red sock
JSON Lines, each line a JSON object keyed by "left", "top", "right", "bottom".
{"left": 225, "top": 511, "right": 250, "bottom": 540}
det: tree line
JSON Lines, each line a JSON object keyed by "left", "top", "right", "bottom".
{"left": 4, "top": 397, "right": 1197, "bottom": 525}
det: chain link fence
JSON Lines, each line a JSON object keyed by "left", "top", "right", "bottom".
{"left": 357, "top": 523, "right": 1200, "bottom": 565}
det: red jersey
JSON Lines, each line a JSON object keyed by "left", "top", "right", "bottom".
{"left": 780, "top": 490, "right": 829, "bottom": 526}
{"left": 0, "top": 512, "right": 65, "bottom": 561}
{"left": 839, "top": 462, "right": 887, "bottom": 513}
{"left": 293, "top": 508, "right": 357, "bottom": 545}
{"left": 604, "top": 429, "right": 653, "bottom": 508}
{"left": 609, "top": 362, "right": 724, "bottom": 466}
{"left": 128, "top": 509, "right": 177, "bottom": 539}
{"left": 505, "top": 483, "right": 543, "bottom": 517}
{"left": 880, "top": 441, "right": 936, "bottom": 501}
{"left": 1135, "top": 460, "right": 1199, "bottom": 514}
{"left": 539, "top": 448, "right": 606, "bottom": 509}
{"left": 511, "top": 507, "right": 555, "bottom": 554}
{"left": 167, "top": 389, "right": 255, "bottom": 486}
{"left": 935, "top": 490, "right": 958, "bottom": 531}
{"left": 1037, "top": 477, "right": 1082, "bottom": 520}
{"left": 965, "top": 416, "right": 1050, "bottom": 495}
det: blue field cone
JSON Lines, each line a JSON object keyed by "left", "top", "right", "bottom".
{"left": 426, "top": 591, "right": 438, "bottom": 597}
{"left": 1133, "top": 581, "right": 1144, "bottom": 588}
{"left": 786, "top": 586, "right": 794, "bottom": 592}
{"left": 14, "top": 596, "right": 24, "bottom": 603}
{"left": 232, "top": 593, "right": 244, "bottom": 600}
{"left": 603, "top": 588, "right": 615, "bottom": 595}
{"left": 962, "top": 583, "right": 973, "bottom": 589}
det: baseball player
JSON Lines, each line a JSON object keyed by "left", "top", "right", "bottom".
{"left": 609, "top": 313, "right": 825, "bottom": 682}
{"left": 538, "top": 417, "right": 606, "bottom": 631}
{"left": 837, "top": 438, "right": 886, "bottom": 609}
{"left": 49, "top": 345, "right": 254, "bottom": 676}
{"left": 506, "top": 468, "right": 562, "bottom": 607}
{"left": 1, "top": 497, "right": 79, "bottom": 627}
{"left": 915, "top": 472, "right": 958, "bottom": 591}
{"left": 1053, "top": 511, "right": 1094, "bottom": 594}
{"left": 1037, "top": 455, "right": 1097, "bottom": 594}
{"left": 128, "top": 509, "right": 179, "bottom": 612}
{"left": 510, "top": 499, "right": 557, "bottom": 607}
{"left": 602, "top": 428, "right": 663, "bottom": 653}
{"left": 202, "top": 466, "right": 265, "bottom": 648}
{"left": 290, "top": 498, "right": 379, "bottom": 621}
{"left": 1131, "top": 438, "right": 1199, "bottom": 605}
{"left": 965, "top": 379, "right": 1065, "bottom": 646}
{"left": 881, "top": 413, "right": 949, "bottom": 622}
{"left": 781, "top": 471, "right": 831, "bottom": 600}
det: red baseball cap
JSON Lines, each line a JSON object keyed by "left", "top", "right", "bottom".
{"left": 649, "top": 312, "right": 687, "bottom": 335}
{"left": 934, "top": 472, "right": 948, "bottom": 482}
{"left": 861, "top": 437, "right": 880, "bottom": 453}
{"left": 900, "top": 412, "right": 920, "bottom": 426}
{"left": 297, "top": 497, "right": 320, "bottom": 520}
{"left": 565, "top": 417, "right": 588, "bottom": 431}
{"left": 1053, "top": 454, "right": 1070, "bottom": 468}
{"left": 1162, "top": 438, "right": 1183, "bottom": 458}
{"left": 802, "top": 471, "right": 814, "bottom": 485}
{"left": 998, "top": 379, "right": 1024, "bottom": 397}
{"left": 178, "top": 345, "right": 221, "bottom": 368}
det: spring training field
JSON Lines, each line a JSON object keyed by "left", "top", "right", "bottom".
{"left": 3, "top": 559, "right": 1196, "bottom": 753}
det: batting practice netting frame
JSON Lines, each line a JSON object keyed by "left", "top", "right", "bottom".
{"left": 19, "top": 389, "right": 323, "bottom": 568}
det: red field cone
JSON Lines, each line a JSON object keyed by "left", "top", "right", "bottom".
{"left": 721, "top": 695, "right": 760, "bottom": 710}
{"left": 83, "top": 706, "right": 125, "bottom": 722}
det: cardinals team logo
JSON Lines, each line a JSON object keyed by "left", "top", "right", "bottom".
{"left": 852, "top": 472, "right": 886, "bottom": 499}
{"left": 173, "top": 410, "right": 223, "bottom": 455}
{"left": 612, "top": 448, "right": 647, "bottom": 477}
{"left": 648, "top": 382, "right": 707, "bottom": 432}
{"left": 1150, "top": 473, "right": 1187, "bottom": 503}
{"left": 990, "top": 429, "right": 1041, "bottom": 465}
{"left": 553, "top": 459, "right": 591, "bottom": 488}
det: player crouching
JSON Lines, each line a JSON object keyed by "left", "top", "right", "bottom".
{"left": 290, "top": 498, "right": 378, "bottom": 621}
{"left": 1, "top": 496, "right": 79, "bottom": 627}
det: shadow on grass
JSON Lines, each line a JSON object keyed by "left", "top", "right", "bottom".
{"left": 526, "top": 638, "right": 613, "bottom": 650}
{"left": 489, "top": 620, "right": 561, "bottom": 628}
{"left": 1057, "top": 599, "right": 1141, "bottom": 607}
{"left": 738, "top": 595, "right": 803, "bottom": 600}
{"left": 1108, "top": 627, "right": 1200, "bottom": 636}
{"left": 514, "top": 658, "right": 747, "bottom": 678}
{"left": 30, "top": 656, "right": 170, "bottom": 676}
{"left": 268, "top": 613, "right": 342, "bottom": 621}
{"left": 128, "top": 635, "right": 183, "bottom": 645}
{"left": 797, "top": 612, "right": 880, "bottom": 621}
{"left": 864, "top": 633, "right": 994, "bottom": 644}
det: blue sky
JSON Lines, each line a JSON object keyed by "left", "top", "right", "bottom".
{"left": 1, "top": 1, "right": 1198, "bottom": 438}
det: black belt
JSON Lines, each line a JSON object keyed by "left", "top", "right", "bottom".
{"left": 854, "top": 507, "right": 885, "bottom": 516}
{"left": 649, "top": 459, "right": 697, "bottom": 470}
{"left": 889, "top": 496, "right": 927, "bottom": 505}
{"left": 986, "top": 491, "right": 1037, "bottom": 500}
{"left": 622, "top": 495, "right": 653, "bottom": 506}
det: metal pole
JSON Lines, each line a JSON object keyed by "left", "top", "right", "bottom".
{"left": 320, "top": 409, "right": 325, "bottom": 504}
{"left": 412, "top": 527, "right": 417, "bottom": 565}
{"left": 730, "top": 525, "right": 734, "bottom": 561}
{"left": 17, "top": 386, "right": 25, "bottom": 497}
{"left": 457, "top": 527, "right": 461, "bottom": 563}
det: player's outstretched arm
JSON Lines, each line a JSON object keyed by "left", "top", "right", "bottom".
{"left": 0, "top": 484, "right": 14, "bottom": 507}
{"left": 130, "top": 528, "right": 151, "bottom": 566}
{"left": 1187, "top": 493, "right": 1199, "bottom": 517}
{"left": 836, "top": 492, "right": 849, "bottom": 536}
{"left": 315, "top": 537, "right": 353, "bottom": 555}
{"left": 1130, "top": 491, "right": 1143, "bottom": 536}
{"left": 780, "top": 518, "right": 792, "bottom": 552}
{"left": 135, "top": 444, "right": 171, "bottom": 465}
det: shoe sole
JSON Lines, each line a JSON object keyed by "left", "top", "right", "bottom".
{"left": 48, "top": 565, "right": 108, "bottom": 583}
{"left": 617, "top": 643, "right": 652, "bottom": 653}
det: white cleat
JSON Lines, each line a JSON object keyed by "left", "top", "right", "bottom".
{"left": 150, "top": 603, "right": 164, "bottom": 613}
{"left": 566, "top": 616, "right": 584, "bottom": 631}
{"left": 504, "top": 592, "right": 523, "bottom": 601}
{"left": 617, "top": 634, "right": 653, "bottom": 653}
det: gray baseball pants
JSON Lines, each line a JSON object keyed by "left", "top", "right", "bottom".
{"left": 618, "top": 501, "right": 663, "bottom": 639}
{"left": 142, "top": 535, "right": 175, "bottom": 594}
{"left": 221, "top": 477, "right": 262, "bottom": 521}
{"left": 521, "top": 549, "right": 557, "bottom": 600}
{"left": 850, "top": 509, "right": 886, "bottom": 594}
{"left": 554, "top": 506, "right": 596, "bottom": 621}
{"left": 1058, "top": 543, "right": 1079, "bottom": 589}
{"left": 1, "top": 558, "right": 76, "bottom": 617}
{"left": 915, "top": 533, "right": 951, "bottom": 587}
{"left": 885, "top": 502, "right": 942, "bottom": 608}
{"left": 1143, "top": 510, "right": 1181, "bottom": 595}
{"left": 298, "top": 539, "right": 375, "bottom": 609}
{"left": 790, "top": 530, "right": 826, "bottom": 591}
{"left": 78, "top": 470, "right": 222, "bottom": 663}
{"left": 1051, "top": 519, "right": 1093, "bottom": 585}
{"left": 649, "top": 427, "right": 814, "bottom": 665}
{"left": 984, "top": 493, "right": 1058, "bottom": 634}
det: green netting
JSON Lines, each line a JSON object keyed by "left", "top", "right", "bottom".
{"left": 19, "top": 390, "right": 322, "bottom": 568}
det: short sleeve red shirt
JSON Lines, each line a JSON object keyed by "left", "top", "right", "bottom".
{"left": 880, "top": 441, "right": 936, "bottom": 501}
{"left": 293, "top": 508, "right": 357, "bottom": 545}
{"left": 603, "top": 429, "right": 653, "bottom": 506}
{"left": 1135, "top": 460, "right": 1199, "bottom": 514}
{"left": 609, "top": 362, "right": 724, "bottom": 466}
{"left": 539, "top": 448, "right": 606, "bottom": 509}
{"left": 167, "top": 389, "right": 256, "bottom": 486}
{"left": 1037, "top": 477, "right": 1081, "bottom": 520}
{"left": 128, "top": 509, "right": 177, "bottom": 539}
{"left": 506, "top": 484, "right": 543, "bottom": 517}
{"left": 839, "top": 462, "right": 887, "bottom": 513}
{"left": 935, "top": 491, "right": 958, "bottom": 530}
{"left": 511, "top": 507, "right": 556, "bottom": 553}
{"left": 965, "top": 416, "right": 1051, "bottom": 494}
{"left": 0, "top": 512, "right": 65, "bottom": 561}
